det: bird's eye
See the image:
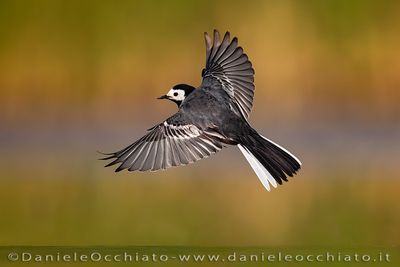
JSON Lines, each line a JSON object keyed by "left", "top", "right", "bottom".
{"left": 173, "top": 92, "right": 178, "bottom": 97}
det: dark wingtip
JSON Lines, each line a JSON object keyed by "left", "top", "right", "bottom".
{"left": 97, "top": 150, "right": 117, "bottom": 160}
{"left": 213, "top": 30, "right": 221, "bottom": 46}
{"left": 223, "top": 31, "right": 230, "bottom": 41}
{"left": 115, "top": 166, "right": 124, "bottom": 172}
{"left": 104, "top": 161, "right": 116, "bottom": 167}
{"left": 99, "top": 155, "right": 115, "bottom": 161}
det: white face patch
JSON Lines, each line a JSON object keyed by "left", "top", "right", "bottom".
{"left": 166, "top": 88, "right": 185, "bottom": 101}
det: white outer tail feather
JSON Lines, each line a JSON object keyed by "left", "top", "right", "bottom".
{"left": 238, "top": 144, "right": 278, "bottom": 191}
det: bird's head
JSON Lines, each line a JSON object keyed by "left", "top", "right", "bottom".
{"left": 158, "top": 84, "right": 195, "bottom": 107}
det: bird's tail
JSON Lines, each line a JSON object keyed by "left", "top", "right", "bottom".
{"left": 238, "top": 132, "right": 301, "bottom": 191}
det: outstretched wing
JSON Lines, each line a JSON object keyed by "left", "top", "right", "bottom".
{"left": 101, "top": 115, "right": 224, "bottom": 172}
{"left": 202, "top": 30, "right": 255, "bottom": 119}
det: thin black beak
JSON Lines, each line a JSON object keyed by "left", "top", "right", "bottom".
{"left": 157, "top": 95, "right": 168, "bottom": 100}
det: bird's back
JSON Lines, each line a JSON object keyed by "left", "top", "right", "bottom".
{"left": 176, "top": 85, "right": 250, "bottom": 140}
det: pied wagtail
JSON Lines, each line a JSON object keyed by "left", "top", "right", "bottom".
{"left": 101, "top": 30, "right": 302, "bottom": 191}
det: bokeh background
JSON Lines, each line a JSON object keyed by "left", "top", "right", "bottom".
{"left": 1, "top": 0, "right": 399, "bottom": 255}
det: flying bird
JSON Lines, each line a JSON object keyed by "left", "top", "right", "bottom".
{"left": 101, "top": 30, "right": 302, "bottom": 191}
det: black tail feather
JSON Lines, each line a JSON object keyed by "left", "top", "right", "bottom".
{"left": 240, "top": 132, "right": 301, "bottom": 185}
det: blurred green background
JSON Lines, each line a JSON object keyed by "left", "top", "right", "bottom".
{"left": 0, "top": 0, "right": 399, "bottom": 256}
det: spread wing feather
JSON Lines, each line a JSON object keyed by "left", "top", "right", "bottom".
{"left": 202, "top": 30, "right": 255, "bottom": 119}
{"left": 101, "top": 117, "right": 224, "bottom": 172}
